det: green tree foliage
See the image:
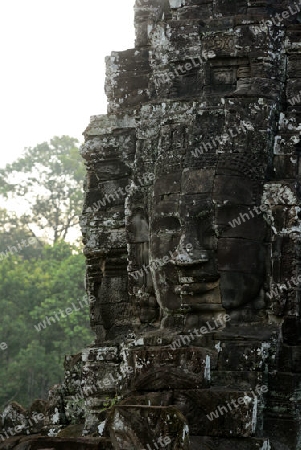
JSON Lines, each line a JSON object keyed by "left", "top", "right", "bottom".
{"left": 0, "top": 209, "right": 42, "bottom": 258}
{"left": 0, "top": 136, "right": 92, "bottom": 410}
{"left": 0, "top": 241, "right": 93, "bottom": 408}
{"left": 0, "top": 136, "right": 85, "bottom": 244}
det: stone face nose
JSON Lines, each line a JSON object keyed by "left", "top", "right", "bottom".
{"left": 171, "top": 205, "right": 215, "bottom": 266}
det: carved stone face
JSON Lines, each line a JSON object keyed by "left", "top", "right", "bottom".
{"left": 149, "top": 160, "right": 267, "bottom": 324}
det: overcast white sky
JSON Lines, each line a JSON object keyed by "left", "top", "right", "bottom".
{"left": 0, "top": 0, "right": 136, "bottom": 168}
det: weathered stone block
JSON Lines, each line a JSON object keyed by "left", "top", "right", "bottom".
{"left": 107, "top": 406, "right": 189, "bottom": 450}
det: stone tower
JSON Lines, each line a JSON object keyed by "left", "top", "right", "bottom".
{"left": 78, "top": 1, "right": 301, "bottom": 448}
